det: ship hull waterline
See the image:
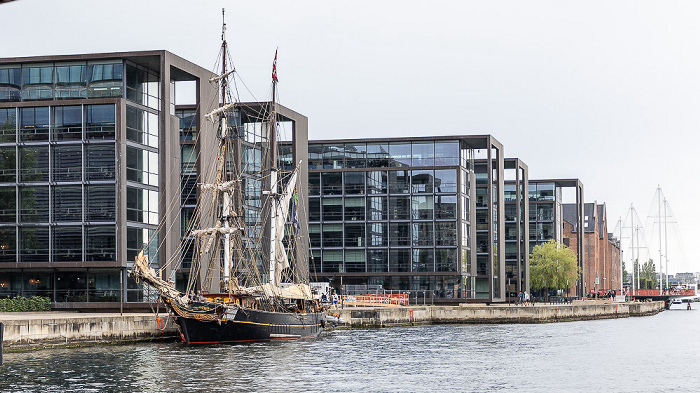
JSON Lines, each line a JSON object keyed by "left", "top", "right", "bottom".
{"left": 172, "top": 306, "right": 325, "bottom": 344}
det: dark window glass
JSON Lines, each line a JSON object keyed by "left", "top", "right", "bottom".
{"left": 344, "top": 171, "right": 365, "bottom": 195}
{"left": 308, "top": 145, "right": 323, "bottom": 170}
{"left": 435, "top": 195, "right": 457, "bottom": 219}
{"left": 0, "top": 108, "right": 17, "bottom": 142}
{"left": 322, "top": 144, "right": 344, "bottom": 169}
{"left": 0, "top": 227, "right": 16, "bottom": 262}
{"left": 436, "top": 249, "right": 458, "bottom": 272}
{"left": 54, "top": 64, "right": 87, "bottom": 99}
{"left": 52, "top": 106, "right": 82, "bottom": 140}
{"left": 52, "top": 226, "right": 82, "bottom": 262}
{"left": 413, "top": 222, "right": 434, "bottom": 246}
{"left": 0, "top": 146, "right": 16, "bottom": 182}
{"left": 321, "top": 224, "right": 342, "bottom": 247}
{"left": 20, "top": 186, "right": 49, "bottom": 222}
{"left": 181, "top": 176, "right": 197, "bottom": 205}
{"left": 412, "top": 170, "right": 434, "bottom": 193}
{"left": 21, "top": 65, "right": 53, "bottom": 100}
{"left": 321, "top": 172, "right": 342, "bottom": 195}
{"left": 435, "top": 222, "right": 457, "bottom": 246}
{"left": 321, "top": 250, "right": 342, "bottom": 273}
{"left": 52, "top": 145, "right": 82, "bottom": 181}
{"left": 181, "top": 144, "right": 196, "bottom": 173}
{"left": 308, "top": 198, "right": 320, "bottom": 222}
{"left": 0, "top": 186, "right": 15, "bottom": 223}
{"left": 344, "top": 197, "right": 365, "bottom": 221}
{"left": 56, "top": 271, "right": 87, "bottom": 302}
{"left": 127, "top": 226, "right": 157, "bottom": 263}
{"left": 19, "top": 146, "right": 49, "bottom": 182}
{"left": 389, "top": 196, "right": 410, "bottom": 220}
{"left": 0, "top": 67, "right": 22, "bottom": 101}
{"left": 19, "top": 107, "right": 49, "bottom": 141}
{"left": 85, "top": 144, "right": 115, "bottom": 180}
{"left": 308, "top": 172, "right": 320, "bottom": 196}
{"left": 20, "top": 226, "right": 49, "bottom": 262}
{"left": 87, "top": 62, "right": 123, "bottom": 98}
{"left": 344, "top": 223, "right": 365, "bottom": 247}
{"left": 86, "top": 185, "right": 115, "bottom": 221}
{"left": 88, "top": 270, "right": 121, "bottom": 302}
{"left": 389, "top": 222, "right": 410, "bottom": 247}
{"left": 388, "top": 170, "right": 410, "bottom": 194}
{"left": 52, "top": 186, "right": 82, "bottom": 222}
{"left": 126, "top": 186, "right": 158, "bottom": 225}
{"left": 181, "top": 207, "right": 194, "bottom": 237}
{"left": 321, "top": 198, "right": 342, "bottom": 221}
{"left": 389, "top": 249, "right": 410, "bottom": 272}
{"left": 85, "top": 104, "right": 115, "bottom": 139}
{"left": 344, "top": 250, "right": 365, "bottom": 272}
{"left": 85, "top": 226, "right": 116, "bottom": 261}
{"left": 412, "top": 249, "right": 434, "bottom": 272}
{"left": 309, "top": 224, "right": 321, "bottom": 248}
{"left": 367, "top": 249, "right": 388, "bottom": 272}
{"left": 176, "top": 109, "right": 197, "bottom": 141}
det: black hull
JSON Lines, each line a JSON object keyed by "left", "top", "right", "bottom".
{"left": 174, "top": 307, "right": 325, "bottom": 344}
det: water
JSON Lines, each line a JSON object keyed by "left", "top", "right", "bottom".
{"left": 1, "top": 305, "right": 698, "bottom": 392}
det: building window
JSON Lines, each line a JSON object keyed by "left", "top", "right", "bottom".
{"left": 85, "top": 185, "right": 115, "bottom": 221}
{"left": 321, "top": 198, "right": 342, "bottom": 221}
{"left": 412, "top": 222, "right": 434, "bottom": 246}
{"left": 176, "top": 108, "right": 197, "bottom": 141}
{"left": 368, "top": 222, "right": 387, "bottom": 247}
{"left": 0, "top": 146, "right": 16, "bottom": 182}
{"left": 368, "top": 249, "right": 388, "bottom": 272}
{"left": 321, "top": 224, "right": 342, "bottom": 247}
{"left": 52, "top": 226, "right": 82, "bottom": 262}
{"left": 52, "top": 186, "right": 82, "bottom": 222}
{"left": 388, "top": 170, "right": 410, "bottom": 194}
{"left": 19, "top": 226, "right": 49, "bottom": 262}
{"left": 345, "top": 250, "right": 365, "bottom": 272}
{"left": 0, "top": 227, "right": 16, "bottom": 262}
{"left": 54, "top": 64, "right": 87, "bottom": 99}
{"left": 85, "top": 144, "right": 115, "bottom": 181}
{"left": 0, "top": 186, "right": 15, "bottom": 223}
{"left": 344, "top": 197, "right": 365, "bottom": 221}
{"left": 19, "top": 107, "right": 49, "bottom": 142}
{"left": 85, "top": 104, "right": 115, "bottom": 140}
{"left": 411, "top": 142, "right": 434, "bottom": 167}
{"left": 126, "top": 105, "right": 158, "bottom": 148}
{"left": 389, "top": 222, "right": 410, "bottom": 247}
{"left": 85, "top": 226, "right": 116, "bottom": 261}
{"left": 367, "top": 196, "right": 387, "bottom": 221}
{"left": 389, "top": 249, "right": 410, "bottom": 272}
{"left": 87, "top": 61, "right": 123, "bottom": 98}
{"left": 127, "top": 146, "right": 158, "bottom": 186}
{"left": 0, "top": 66, "right": 22, "bottom": 101}
{"left": 126, "top": 186, "right": 158, "bottom": 225}
{"left": 19, "top": 186, "right": 49, "bottom": 222}
{"left": 322, "top": 250, "right": 342, "bottom": 273}
{"left": 52, "top": 145, "right": 82, "bottom": 182}
{"left": 344, "top": 223, "right": 365, "bottom": 247}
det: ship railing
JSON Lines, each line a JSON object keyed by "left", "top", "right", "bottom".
{"left": 341, "top": 294, "right": 409, "bottom": 307}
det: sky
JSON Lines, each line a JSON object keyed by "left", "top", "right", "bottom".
{"left": 2, "top": 0, "right": 699, "bottom": 274}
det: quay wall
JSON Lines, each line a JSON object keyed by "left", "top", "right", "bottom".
{"left": 330, "top": 301, "right": 664, "bottom": 328}
{"left": 0, "top": 312, "right": 178, "bottom": 351}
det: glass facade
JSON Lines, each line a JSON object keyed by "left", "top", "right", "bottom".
{"left": 308, "top": 139, "right": 473, "bottom": 299}
{"left": 0, "top": 104, "right": 117, "bottom": 266}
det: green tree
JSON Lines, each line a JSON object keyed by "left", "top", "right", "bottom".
{"left": 639, "top": 259, "right": 658, "bottom": 289}
{"left": 530, "top": 239, "right": 580, "bottom": 299}
{"left": 622, "top": 261, "right": 629, "bottom": 284}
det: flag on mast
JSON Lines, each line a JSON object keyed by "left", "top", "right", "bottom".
{"left": 272, "top": 49, "right": 278, "bottom": 82}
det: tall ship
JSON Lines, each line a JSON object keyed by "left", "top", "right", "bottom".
{"left": 130, "top": 10, "right": 325, "bottom": 344}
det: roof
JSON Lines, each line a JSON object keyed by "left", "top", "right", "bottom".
{"left": 563, "top": 203, "right": 597, "bottom": 233}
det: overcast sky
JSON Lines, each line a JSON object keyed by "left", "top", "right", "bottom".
{"left": 2, "top": 0, "right": 698, "bottom": 274}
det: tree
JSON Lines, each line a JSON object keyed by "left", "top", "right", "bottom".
{"left": 622, "top": 261, "right": 629, "bottom": 285}
{"left": 530, "top": 239, "right": 580, "bottom": 298}
{"left": 639, "top": 259, "right": 658, "bottom": 289}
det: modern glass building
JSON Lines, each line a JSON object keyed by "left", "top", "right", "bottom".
{"left": 502, "top": 158, "right": 529, "bottom": 301}
{"left": 528, "top": 179, "right": 585, "bottom": 296}
{"left": 304, "top": 135, "right": 505, "bottom": 302}
{"left": 0, "top": 51, "right": 218, "bottom": 309}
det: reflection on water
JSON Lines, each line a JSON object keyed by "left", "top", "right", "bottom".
{"left": 1, "top": 307, "right": 699, "bottom": 392}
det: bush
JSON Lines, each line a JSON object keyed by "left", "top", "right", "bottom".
{"left": 0, "top": 296, "right": 52, "bottom": 312}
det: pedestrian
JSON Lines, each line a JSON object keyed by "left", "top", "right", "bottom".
{"left": 524, "top": 291, "right": 531, "bottom": 306}
{"left": 332, "top": 292, "right": 339, "bottom": 309}
{"left": 519, "top": 291, "right": 524, "bottom": 305}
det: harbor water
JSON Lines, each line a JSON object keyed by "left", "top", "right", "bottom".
{"left": 1, "top": 304, "right": 698, "bottom": 392}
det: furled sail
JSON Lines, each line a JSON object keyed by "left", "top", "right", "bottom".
{"left": 274, "top": 168, "right": 299, "bottom": 273}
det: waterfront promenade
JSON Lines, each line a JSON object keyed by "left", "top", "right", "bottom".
{"left": 0, "top": 300, "right": 663, "bottom": 351}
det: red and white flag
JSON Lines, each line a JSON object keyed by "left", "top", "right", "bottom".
{"left": 272, "top": 49, "right": 278, "bottom": 82}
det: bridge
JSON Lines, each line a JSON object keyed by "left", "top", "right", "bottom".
{"left": 626, "top": 289, "right": 696, "bottom": 308}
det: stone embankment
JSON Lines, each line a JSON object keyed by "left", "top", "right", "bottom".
{"left": 329, "top": 300, "right": 664, "bottom": 329}
{"left": 0, "top": 312, "right": 178, "bottom": 351}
